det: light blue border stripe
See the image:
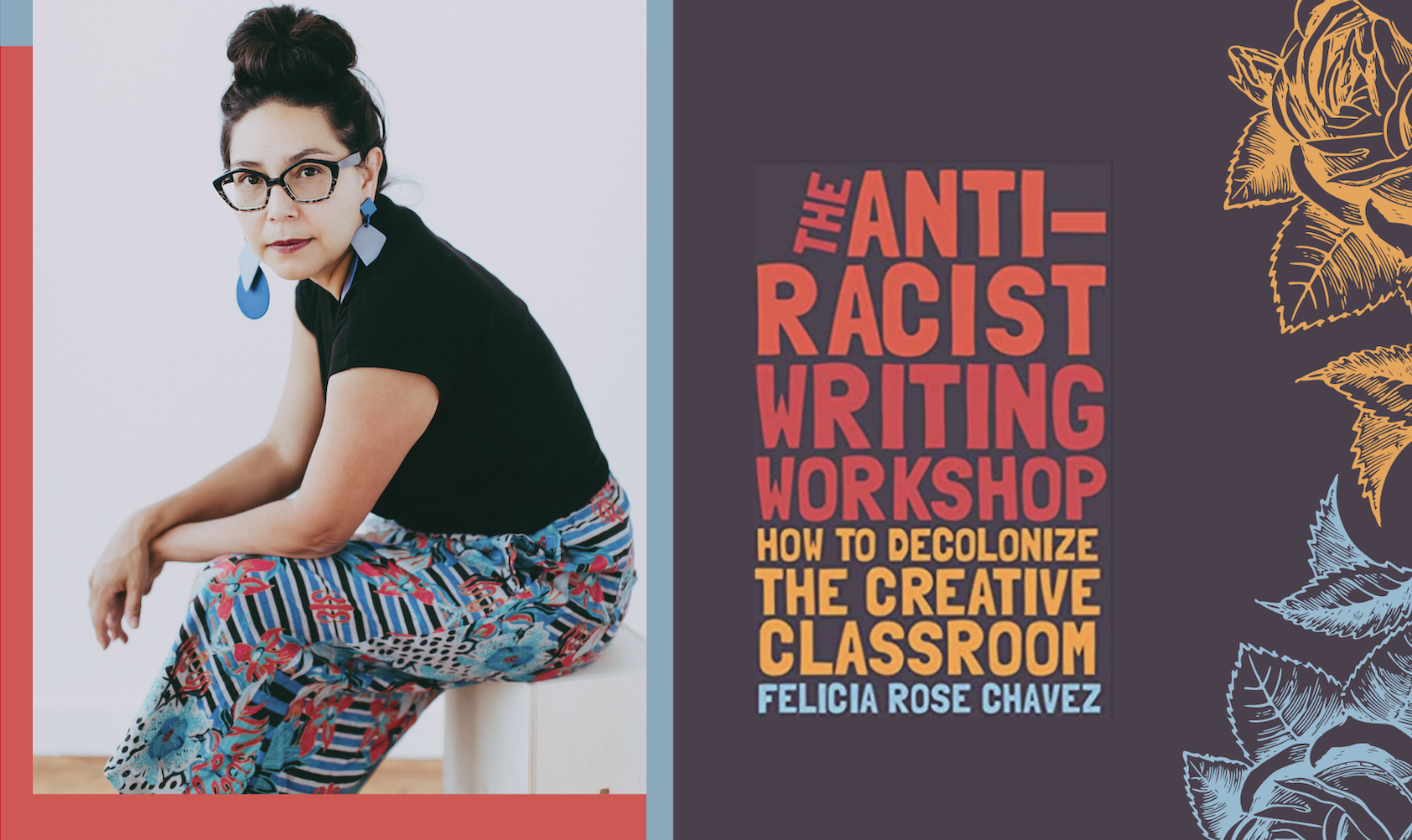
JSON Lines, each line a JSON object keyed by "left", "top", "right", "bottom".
{"left": 646, "top": 0, "right": 672, "bottom": 837}
{"left": 0, "top": 0, "right": 32, "bottom": 46}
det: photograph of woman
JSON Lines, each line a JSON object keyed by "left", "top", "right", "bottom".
{"left": 32, "top": 1, "right": 646, "bottom": 794}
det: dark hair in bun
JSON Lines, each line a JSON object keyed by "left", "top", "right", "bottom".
{"left": 219, "top": 5, "right": 387, "bottom": 190}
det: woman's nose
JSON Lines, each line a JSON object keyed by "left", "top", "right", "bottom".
{"left": 265, "top": 185, "right": 300, "bottom": 219}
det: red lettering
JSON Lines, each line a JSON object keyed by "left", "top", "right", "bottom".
{"left": 757, "top": 364, "right": 807, "bottom": 448}
{"left": 882, "top": 262, "right": 939, "bottom": 357}
{"left": 1021, "top": 457, "right": 1062, "bottom": 521}
{"left": 757, "top": 457, "right": 794, "bottom": 520}
{"left": 798, "top": 200, "right": 845, "bottom": 233}
{"left": 799, "top": 457, "right": 838, "bottom": 522}
{"left": 950, "top": 264, "right": 976, "bottom": 356}
{"left": 1053, "top": 365, "right": 1105, "bottom": 450}
{"left": 978, "top": 456, "right": 1018, "bottom": 520}
{"left": 910, "top": 364, "right": 961, "bottom": 448}
{"left": 827, "top": 265, "right": 883, "bottom": 356}
{"left": 1065, "top": 456, "right": 1107, "bottom": 520}
{"left": 905, "top": 170, "right": 957, "bottom": 258}
{"left": 793, "top": 228, "right": 838, "bottom": 254}
{"left": 893, "top": 456, "right": 932, "bottom": 520}
{"left": 806, "top": 172, "right": 852, "bottom": 205}
{"left": 846, "top": 170, "right": 900, "bottom": 258}
{"left": 930, "top": 457, "right": 974, "bottom": 520}
{"left": 962, "top": 170, "right": 1015, "bottom": 258}
{"left": 995, "top": 363, "right": 1047, "bottom": 449}
{"left": 813, "top": 364, "right": 871, "bottom": 449}
{"left": 881, "top": 364, "right": 905, "bottom": 450}
{"left": 985, "top": 265, "right": 1045, "bottom": 356}
{"left": 1051, "top": 264, "right": 1106, "bottom": 356}
{"left": 842, "top": 456, "right": 886, "bottom": 521}
{"left": 757, "top": 263, "right": 818, "bottom": 355}
{"left": 1021, "top": 170, "right": 1044, "bottom": 258}
{"left": 966, "top": 364, "right": 989, "bottom": 449}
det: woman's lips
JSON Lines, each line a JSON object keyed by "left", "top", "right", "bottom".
{"left": 268, "top": 238, "right": 311, "bottom": 254}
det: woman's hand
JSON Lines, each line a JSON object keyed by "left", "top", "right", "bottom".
{"left": 88, "top": 515, "right": 166, "bottom": 649}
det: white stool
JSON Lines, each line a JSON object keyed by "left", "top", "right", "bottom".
{"left": 442, "top": 626, "right": 646, "bottom": 794}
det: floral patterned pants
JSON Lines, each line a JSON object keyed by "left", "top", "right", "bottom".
{"left": 104, "top": 476, "right": 635, "bottom": 794}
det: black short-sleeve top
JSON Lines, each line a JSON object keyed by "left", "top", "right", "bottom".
{"left": 294, "top": 194, "right": 609, "bottom": 536}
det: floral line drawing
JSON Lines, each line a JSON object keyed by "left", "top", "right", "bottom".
{"left": 1225, "top": 0, "right": 1412, "bottom": 332}
{"left": 1185, "top": 477, "right": 1412, "bottom": 840}
{"left": 1299, "top": 345, "right": 1412, "bottom": 526}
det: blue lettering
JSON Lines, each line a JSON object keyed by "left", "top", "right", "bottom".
{"left": 888, "top": 682, "right": 909, "bottom": 714}
{"left": 1083, "top": 683, "right": 1102, "bottom": 714}
{"left": 981, "top": 682, "right": 1000, "bottom": 714}
{"left": 931, "top": 683, "right": 951, "bottom": 713}
{"left": 859, "top": 683, "right": 878, "bottom": 714}
{"left": 800, "top": 683, "right": 817, "bottom": 714}
{"left": 910, "top": 683, "right": 930, "bottom": 714}
{"left": 953, "top": 683, "right": 971, "bottom": 714}
{"left": 758, "top": 683, "right": 777, "bottom": 714}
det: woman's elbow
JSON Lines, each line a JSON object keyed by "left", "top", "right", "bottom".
{"left": 288, "top": 502, "right": 363, "bottom": 558}
{"left": 303, "top": 520, "right": 361, "bottom": 557}
{"left": 302, "top": 533, "right": 352, "bottom": 558}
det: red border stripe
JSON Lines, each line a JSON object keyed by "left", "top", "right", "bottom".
{"left": 1, "top": 41, "right": 37, "bottom": 827}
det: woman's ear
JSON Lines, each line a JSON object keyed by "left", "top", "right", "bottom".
{"left": 362, "top": 147, "right": 384, "bottom": 197}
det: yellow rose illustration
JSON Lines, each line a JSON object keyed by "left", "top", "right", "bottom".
{"left": 1226, "top": 0, "right": 1412, "bottom": 331}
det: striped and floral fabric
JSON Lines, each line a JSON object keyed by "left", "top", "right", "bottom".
{"left": 104, "top": 476, "right": 635, "bottom": 794}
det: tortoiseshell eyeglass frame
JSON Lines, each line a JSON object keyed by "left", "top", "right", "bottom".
{"left": 212, "top": 151, "right": 365, "bottom": 211}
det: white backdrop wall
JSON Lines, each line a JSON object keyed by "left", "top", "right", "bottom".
{"left": 32, "top": 0, "right": 646, "bottom": 760}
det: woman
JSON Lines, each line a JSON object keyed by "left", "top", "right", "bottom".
{"left": 88, "top": 5, "right": 635, "bottom": 794}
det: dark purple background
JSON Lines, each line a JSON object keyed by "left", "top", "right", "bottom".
{"left": 675, "top": 2, "right": 1412, "bottom": 836}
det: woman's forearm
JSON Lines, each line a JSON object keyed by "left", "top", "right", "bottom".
{"left": 151, "top": 496, "right": 345, "bottom": 562}
{"left": 132, "top": 441, "right": 305, "bottom": 542}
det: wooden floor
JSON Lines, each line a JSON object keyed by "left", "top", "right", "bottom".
{"left": 32, "top": 756, "right": 443, "bottom": 794}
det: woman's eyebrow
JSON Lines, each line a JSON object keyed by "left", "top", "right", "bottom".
{"left": 231, "top": 148, "right": 335, "bottom": 169}
{"left": 285, "top": 147, "right": 333, "bottom": 162}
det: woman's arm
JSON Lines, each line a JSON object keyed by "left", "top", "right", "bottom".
{"left": 131, "top": 317, "right": 328, "bottom": 541}
{"left": 89, "top": 317, "right": 326, "bottom": 647}
{"left": 150, "top": 365, "right": 440, "bottom": 562}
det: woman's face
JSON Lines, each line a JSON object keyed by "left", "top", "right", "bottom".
{"left": 226, "top": 101, "right": 378, "bottom": 284}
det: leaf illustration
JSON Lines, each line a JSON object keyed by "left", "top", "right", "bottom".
{"left": 1259, "top": 560, "right": 1412, "bottom": 639}
{"left": 1304, "top": 475, "right": 1375, "bottom": 576}
{"left": 263, "top": 721, "right": 301, "bottom": 772}
{"left": 1344, "top": 620, "right": 1412, "bottom": 732}
{"left": 1301, "top": 345, "right": 1412, "bottom": 421}
{"left": 1227, "top": 644, "right": 1344, "bottom": 763}
{"left": 232, "top": 679, "right": 264, "bottom": 725}
{"left": 1226, "top": 112, "right": 1298, "bottom": 209}
{"left": 1270, "top": 201, "right": 1409, "bottom": 332}
{"left": 1346, "top": 410, "right": 1412, "bottom": 526}
{"left": 1184, "top": 752, "right": 1251, "bottom": 840}
{"left": 1227, "top": 46, "right": 1281, "bottom": 107}
{"left": 1300, "top": 346, "right": 1412, "bottom": 525}
{"left": 244, "top": 773, "right": 278, "bottom": 794}
{"left": 1365, "top": 198, "right": 1412, "bottom": 260}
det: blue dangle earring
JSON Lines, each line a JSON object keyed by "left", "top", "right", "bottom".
{"left": 235, "top": 242, "right": 269, "bottom": 319}
{"left": 338, "top": 198, "right": 386, "bottom": 303}
{"left": 351, "top": 197, "right": 386, "bottom": 263}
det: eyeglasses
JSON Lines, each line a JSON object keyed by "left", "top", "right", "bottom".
{"left": 213, "top": 151, "right": 364, "bottom": 211}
